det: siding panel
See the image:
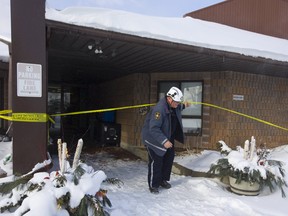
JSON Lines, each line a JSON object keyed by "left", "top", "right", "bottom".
{"left": 185, "top": 0, "right": 288, "bottom": 40}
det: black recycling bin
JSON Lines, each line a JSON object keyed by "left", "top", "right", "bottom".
{"left": 97, "top": 122, "right": 121, "bottom": 147}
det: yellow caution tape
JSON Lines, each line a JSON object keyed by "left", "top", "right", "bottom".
{"left": 12, "top": 113, "right": 50, "bottom": 123}
{"left": 50, "top": 103, "right": 156, "bottom": 117}
{"left": 0, "top": 110, "right": 13, "bottom": 121}
{"left": 0, "top": 102, "right": 287, "bottom": 132}
{"left": 0, "top": 111, "right": 55, "bottom": 124}
{"left": 191, "top": 102, "right": 288, "bottom": 132}
{"left": 0, "top": 115, "right": 12, "bottom": 121}
{"left": 0, "top": 110, "right": 12, "bottom": 115}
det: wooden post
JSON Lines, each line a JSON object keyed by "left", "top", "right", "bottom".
{"left": 61, "top": 142, "right": 67, "bottom": 173}
{"left": 57, "top": 139, "right": 62, "bottom": 171}
{"left": 11, "top": 0, "right": 48, "bottom": 174}
{"left": 72, "top": 139, "right": 84, "bottom": 169}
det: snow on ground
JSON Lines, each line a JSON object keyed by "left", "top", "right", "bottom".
{"left": 0, "top": 141, "right": 288, "bottom": 216}
{"left": 84, "top": 146, "right": 288, "bottom": 216}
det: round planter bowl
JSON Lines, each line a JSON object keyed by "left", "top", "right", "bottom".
{"left": 229, "top": 176, "right": 260, "bottom": 196}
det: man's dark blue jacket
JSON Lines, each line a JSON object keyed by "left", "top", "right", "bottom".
{"left": 142, "top": 97, "right": 184, "bottom": 156}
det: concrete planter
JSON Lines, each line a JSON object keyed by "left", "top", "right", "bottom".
{"left": 229, "top": 176, "right": 260, "bottom": 196}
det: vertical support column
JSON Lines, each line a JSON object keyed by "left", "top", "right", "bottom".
{"left": 11, "top": 0, "right": 47, "bottom": 174}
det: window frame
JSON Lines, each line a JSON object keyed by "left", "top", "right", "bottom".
{"left": 157, "top": 81, "right": 203, "bottom": 136}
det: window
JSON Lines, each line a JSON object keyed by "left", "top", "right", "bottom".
{"left": 158, "top": 81, "right": 203, "bottom": 135}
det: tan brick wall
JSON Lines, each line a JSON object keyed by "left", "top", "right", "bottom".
{"left": 94, "top": 73, "right": 150, "bottom": 147}
{"left": 209, "top": 71, "right": 288, "bottom": 149}
{"left": 94, "top": 71, "right": 288, "bottom": 150}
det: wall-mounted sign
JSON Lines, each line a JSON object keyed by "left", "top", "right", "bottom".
{"left": 233, "top": 94, "right": 244, "bottom": 101}
{"left": 17, "top": 63, "right": 42, "bottom": 97}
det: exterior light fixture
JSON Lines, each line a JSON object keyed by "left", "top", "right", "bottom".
{"left": 88, "top": 44, "right": 93, "bottom": 50}
{"left": 95, "top": 47, "right": 103, "bottom": 54}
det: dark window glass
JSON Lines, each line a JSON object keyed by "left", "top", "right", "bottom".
{"left": 158, "top": 81, "right": 203, "bottom": 136}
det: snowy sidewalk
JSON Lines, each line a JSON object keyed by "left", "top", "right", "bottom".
{"left": 1, "top": 144, "right": 287, "bottom": 216}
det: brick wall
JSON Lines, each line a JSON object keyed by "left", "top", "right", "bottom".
{"left": 93, "top": 73, "right": 150, "bottom": 147}
{"left": 94, "top": 71, "right": 288, "bottom": 150}
{"left": 209, "top": 71, "right": 288, "bottom": 149}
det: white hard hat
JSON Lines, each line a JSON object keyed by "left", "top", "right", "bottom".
{"left": 167, "top": 87, "right": 183, "bottom": 102}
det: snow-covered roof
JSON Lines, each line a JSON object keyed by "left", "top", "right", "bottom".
{"left": 45, "top": 7, "right": 288, "bottom": 63}
{"left": 1, "top": 6, "right": 288, "bottom": 64}
{"left": 0, "top": 35, "right": 11, "bottom": 62}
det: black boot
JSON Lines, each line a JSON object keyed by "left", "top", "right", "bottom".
{"left": 149, "top": 187, "right": 159, "bottom": 194}
{"left": 160, "top": 181, "right": 171, "bottom": 189}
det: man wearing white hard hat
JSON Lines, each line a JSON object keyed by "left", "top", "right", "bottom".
{"left": 142, "top": 87, "right": 185, "bottom": 194}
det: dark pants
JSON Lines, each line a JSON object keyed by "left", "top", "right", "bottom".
{"left": 147, "top": 146, "right": 175, "bottom": 188}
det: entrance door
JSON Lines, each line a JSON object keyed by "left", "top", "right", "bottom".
{"left": 48, "top": 85, "right": 89, "bottom": 150}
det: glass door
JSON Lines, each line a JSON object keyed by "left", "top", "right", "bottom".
{"left": 48, "top": 85, "right": 89, "bottom": 149}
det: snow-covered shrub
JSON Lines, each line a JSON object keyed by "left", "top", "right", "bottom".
{"left": 0, "top": 163, "right": 112, "bottom": 216}
{"left": 208, "top": 136, "right": 287, "bottom": 197}
{"left": 0, "top": 139, "right": 122, "bottom": 215}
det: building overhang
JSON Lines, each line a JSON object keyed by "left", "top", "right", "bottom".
{"left": 46, "top": 20, "right": 288, "bottom": 85}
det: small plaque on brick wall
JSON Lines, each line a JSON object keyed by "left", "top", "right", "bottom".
{"left": 233, "top": 94, "right": 244, "bottom": 101}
